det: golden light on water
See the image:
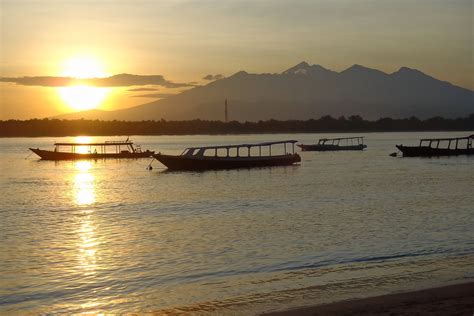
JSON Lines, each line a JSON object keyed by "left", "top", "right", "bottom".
{"left": 58, "top": 56, "right": 110, "bottom": 111}
{"left": 78, "top": 214, "right": 98, "bottom": 275}
{"left": 75, "top": 173, "right": 95, "bottom": 205}
{"left": 73, "top": 161, "right": 99, "bottom": 279}
{"left": 71, "top": 136, "right": 94, "bottom": 154}
{"left": 74, "top": 161, "right": 95, "bottom": 205}
{"left": 75, "top": 136, "right": 93, "bottom": 143}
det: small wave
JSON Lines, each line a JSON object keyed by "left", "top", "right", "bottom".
{"left": 266, "top": 248, "right": 469, "bottom": 274}
{"left": 171, "top": 248, "right": 474, "bottom": 283}
{"left": 115, "top": 248, "right": 474, "bottom": 288}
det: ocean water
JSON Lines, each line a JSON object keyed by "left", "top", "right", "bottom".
{"left": 0, "top": 132, "right": 473, "bottom": 314}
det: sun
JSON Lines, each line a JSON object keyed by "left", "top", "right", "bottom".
{"left": 59, "top": 86, "right": 109, "bottom": 111}
{"left": 58, "top": 56, "right": 110, "bottom": 111}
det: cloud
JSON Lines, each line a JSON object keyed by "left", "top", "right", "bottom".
{"left": 203, "top": 74, "right": 225, "bottom": 81}
{"left": 131, "top": 93, "right": 177, "bottom": 99}
{"left": 0, "top": 73, "right": 192, "bottom": 88}
{"left": 127, "top": 87, "right": 159, "bottom": 91}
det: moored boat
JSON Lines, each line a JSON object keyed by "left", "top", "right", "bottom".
{"left": 29, "top": 139, "right": 154, "bottom": 160}
{"left": 153, "top": 140, "right": 301, "bottom": 171}
{"left": 396, "top": 135, "right": 474, "bottom": 157}
{"left": 298, "top": 137, "right": 367, "bottom": 151}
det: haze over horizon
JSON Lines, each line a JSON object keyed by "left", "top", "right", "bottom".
{"left": 1, "top": 0, "right": 473, "bottom": 119}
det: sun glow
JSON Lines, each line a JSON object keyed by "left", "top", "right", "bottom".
{"left": 61, "top": 57, "right": 107, "bottom": 79}
{"left": 59, "top": 86, "right": 109, "bottom": 111}
{"left": 58, "top": 56, "right": 110, "bottom": 111}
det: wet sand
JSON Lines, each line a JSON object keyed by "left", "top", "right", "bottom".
{"left": 265, "top": 282, "right": 474, "bottom": 316}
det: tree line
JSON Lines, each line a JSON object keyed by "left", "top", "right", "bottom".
{"left": 1, "top": 114, "right": 473, "bottom": 137}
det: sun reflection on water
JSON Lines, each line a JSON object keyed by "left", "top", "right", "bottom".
{"left": 76, "top": 214, "right": 105, "bottom": 312}
{"left": 73, "top": 161, "right": 99, "bottom": 276}
{"left": 75, "top": 136, "right": 93, "bottom": 144}
{"left": 71, "top": 137, "right": 94, "bottom": 155}
{"left": 74, "top": 161, "right": 95, "bottom": 205}
{"left": 78, "top": 214, "right": 99, "bottom": 276}
{"left": 75, "top": 174, "right": 95, "bottom": 205}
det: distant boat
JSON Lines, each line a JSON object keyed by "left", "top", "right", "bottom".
{"left": 396, "top": 135, "right": 474, "bottom": 157}
{"left": 298, "top": 137, "right": 367, "bottom": 151}
{"left": 153, "top": 140, "right": 301, "bottom": 171}
{"left": 29, "top": 139, "right": 154, "bottom": 160}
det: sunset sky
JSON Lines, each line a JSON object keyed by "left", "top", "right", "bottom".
{"left": 1, "top": 0, "right": 472, "bottom": 119}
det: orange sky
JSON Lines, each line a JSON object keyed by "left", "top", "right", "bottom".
{"left": 0, "top": 0, "right": 472, "bottom": 119}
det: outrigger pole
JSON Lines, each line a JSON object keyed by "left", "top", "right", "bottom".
{"left": 146, "top": 157, "right": 155, "bottom": 170}
{"left": 24, "top": 151, "right": 35, "bottom": 159}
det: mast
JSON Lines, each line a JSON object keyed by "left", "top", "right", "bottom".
{"left": 224, "top": 99, "right": 228, "bottom": 123}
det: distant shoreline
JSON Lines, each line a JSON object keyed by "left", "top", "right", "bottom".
{"left": 1, "top": 115, "right": 473, "bottom": 137}
{"left": 265, "top": 282, "right": 474, "bottom": 316}
{"left": 2, "top": 130, "right": 474, "bottom": 139}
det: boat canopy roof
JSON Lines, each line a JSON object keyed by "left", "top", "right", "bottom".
{"left": 319, "top": 136, "right": 364, "bottom": 141}
{"left": 420, "top": 135, "right": 473, "bottom": 142}
{"left": 54, "top": 140, "right": 134, "bottom": 146}
{"left": 185, "top": 140, "right": 298, "bottom": 150}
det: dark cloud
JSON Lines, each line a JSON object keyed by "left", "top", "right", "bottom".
{"left": 0, "top": 73, "right": 192, "bottom": 88}
{"left": 203, "top": 74, "right": 225, "bottom": 81}
{"left": 131, "top": 93, "right": 176, "bottom": 99}
{"left": 127, "top": 87, "right": 159, "bottom": 92}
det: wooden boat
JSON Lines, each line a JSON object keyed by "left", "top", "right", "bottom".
{"left": 298, "top": 137, "right": 367, "bottom": 151}
{"left": 153, "top": 140, "right": 301, "bottom": 171}
{"left": 29, "top": 139, "right": 154, "bottom": 160}
{"left": 396, "top": 135, "right": 474, "bottom": 157}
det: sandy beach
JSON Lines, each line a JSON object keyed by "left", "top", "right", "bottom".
{"left": 265, "top": 282, "right": 474, "bottom": 316}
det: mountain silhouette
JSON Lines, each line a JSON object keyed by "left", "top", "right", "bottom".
{"left": 55, "top": 62, "right": 473, "bottom": 121}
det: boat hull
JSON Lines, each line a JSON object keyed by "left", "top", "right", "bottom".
{"left": 298, "top": 144, "right": 367, "bottom": 151}
{"left": 396, "top": 145, "right": 474, "bottom": 157}
{"left": 153, "top": 153, "right": 301, "bottom": 171}
{"left": 29, "top": 148, "right": 154, "bottom": 160}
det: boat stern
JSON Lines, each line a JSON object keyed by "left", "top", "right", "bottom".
{"left": 294, "top": 153, "right": 301, "bottom": 163}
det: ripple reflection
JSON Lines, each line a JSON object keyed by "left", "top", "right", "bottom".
{"left": 77, "top": 213, "right": 98, "bottom": 275}
{"left": 74, "top": 161, "right": 95, "bottom": 206}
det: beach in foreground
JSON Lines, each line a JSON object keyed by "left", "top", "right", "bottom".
{"left": 266, "top": 282, "right": 474, "bottom": 316}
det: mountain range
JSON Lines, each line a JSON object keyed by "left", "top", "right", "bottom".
{"left": 56, "top": 62, "right": 473, "bottom": 121}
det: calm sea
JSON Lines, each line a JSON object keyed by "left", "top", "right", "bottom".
{"left": 1, "top": 132, "right": 473, "bottom": 314}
